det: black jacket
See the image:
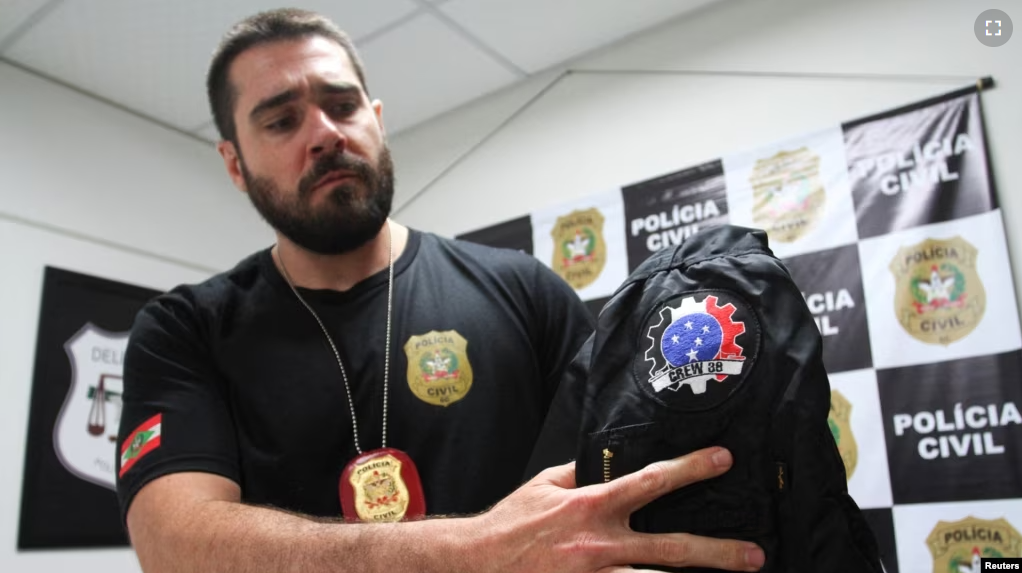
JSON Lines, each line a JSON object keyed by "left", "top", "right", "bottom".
{"left": 564, "top": 225, "right": 882, "bottom": 572}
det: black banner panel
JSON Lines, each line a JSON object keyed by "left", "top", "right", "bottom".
{"left": 845, "top": 90, "right": 996, "bottom": 240}
{"left": 19, "top": 267, "right": 159, "bottom": 549}
{"left": 621, "top": 161, "right": 729, "bottom": 272}
{"left": 782, "top": 244, "right": 873, "bottom": 373}
{"left": 878, "top": 351, "right": 1022, "bottom": 505}
{"left": 455, "top": 215, "right": 534, "bottom": 254}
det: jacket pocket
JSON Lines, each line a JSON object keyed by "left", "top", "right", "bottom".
{"left": 577, "top": 422, "right": 658, "bottom": 486}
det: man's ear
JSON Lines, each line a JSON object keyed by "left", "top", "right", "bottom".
{"left": 217, "top": 139, "right": 248, "bottom": 193}
{"left": 372, "top": 99, "right": 385, "bottom": 135}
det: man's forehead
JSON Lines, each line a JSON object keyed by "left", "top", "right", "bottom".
{"left": 230, "top": 37, "right": 360, "bottom": 106}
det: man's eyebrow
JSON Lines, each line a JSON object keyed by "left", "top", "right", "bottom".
{"left": 249, "top": 89, "right": 299, "bottom": 122}
{"left": 315, "top": 81, "right": 361, "bottom": 97}
{"left": 248, "top": 82, "right": 362, "bottom": 122}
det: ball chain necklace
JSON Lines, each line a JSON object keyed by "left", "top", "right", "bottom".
{"left": 276, "top": 221, "right": 425, "bottom": 522}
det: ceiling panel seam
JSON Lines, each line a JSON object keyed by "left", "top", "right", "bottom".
{"left": 0, "top": 56, "right": 214, "bottom": 147}
{"left": 412, "top": 0, "right": 528, "bottom": 79}
{"left": 0, "top": 0, "right": 67, "bottom": 55}
{"left": 176, "top": 9, "right": 434, "bottom": 137}
{"left": 1, "top": 6, "right": 434, "bottom": 145}
{"left": 394, "top": 69, "right": 569, "bottom": 216}
{"left": 508, "top": 0, "right": 729, "bottom": 82}
{"left": 354, "top": 6, "right": 429, "bottom": 47}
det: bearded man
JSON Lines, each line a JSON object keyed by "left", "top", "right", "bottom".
{"left": 115, "top": 9, "right": 764, "bottom": 573}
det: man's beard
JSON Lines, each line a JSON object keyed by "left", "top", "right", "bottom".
{"left": 242, "top": 145, "right": 395, "bottom": 255}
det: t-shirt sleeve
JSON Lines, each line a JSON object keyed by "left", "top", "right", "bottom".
{"left": 523, "top": 263, "right": 595, "bottom": 479}
{"left": 115, "top": 290, "right": 240, "bottom": 523}
{"left": 531, "top": 263, "right": 595, "bottom": 399}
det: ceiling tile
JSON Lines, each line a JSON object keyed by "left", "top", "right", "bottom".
{"left": 5, "top": 0, "right": 420, "bottom": 130}
{"left": 359, "top": 12, "right": 519, "bottom": 134}
{"left": 0, "top": 0, "right": 52, "bottom": 45}
{"left": 440, "top": 0, "right": 724, "bottom": 73}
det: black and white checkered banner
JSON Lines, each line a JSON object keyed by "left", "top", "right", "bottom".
{"left": 457, "top": 85, "right": 1022, "bottom": 573}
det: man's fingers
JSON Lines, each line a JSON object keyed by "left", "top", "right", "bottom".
{"left": 529, "top": 460, "right": 577, "bottom": 489}
{"left": 618, "top": 532, "right": 765, "bottom": 572}
{"left": 604, "top": 447, "right": 733, "bottom": 514}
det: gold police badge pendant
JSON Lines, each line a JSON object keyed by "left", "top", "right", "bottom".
{"left": 340, "top": 449, "right": 425, "bottom": 523}
{"left": 404, "top": 330, "right": 473, "bottom": 407}
{"left": 890, "top": 236, "right": 986, "bottom": 346}
{"left": 749, "top": 147, "right": 825, "bottom": 243}
{"left": 926, "top": 516, "right": 1022, "bottom": 573}
{"left": 551, "top": 208, "right": 607, "bottom": 290}
{"left": 828, "top": 390, "right": 857, "bottom": 480}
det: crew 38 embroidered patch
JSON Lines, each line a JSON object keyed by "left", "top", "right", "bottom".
{"left": 635, "top": 291, "right": 760, "bottom": 411}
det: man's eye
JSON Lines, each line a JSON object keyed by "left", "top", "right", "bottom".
{"left": 329, "top": 102, "right": 358, "bottom": 117}
{"left": 266, "top": 116, "right": 296, "bottom": 132}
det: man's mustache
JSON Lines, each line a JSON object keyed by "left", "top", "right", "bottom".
{"left": 298, "top": 152, "right": 374, "bottom": 198}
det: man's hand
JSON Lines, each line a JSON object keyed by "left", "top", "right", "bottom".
{"left": 475, "top": 447, "right": 765, "bottom": 572}
{"left": 125, "top": 447, "right": 762, "bottom": 572}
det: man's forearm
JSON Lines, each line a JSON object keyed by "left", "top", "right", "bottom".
{"left": 128, "top": 453, "right": 766, "bottom": 573}
{"left": 132, "top": 499, "right": 479, "bottom": 573}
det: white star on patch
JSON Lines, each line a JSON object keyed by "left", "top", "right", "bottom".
{"left": 685, "top": 321, "right": 694, "bottom": 330}
{"left": 702, "top": 325, "right": 711, "bottom": 334}
{"left": 686, "top": 349, "right": 699, "bottom": 362}
{"left": 695, "top": 337, "right": 703, "bottom": 346}
{"left": 671, "top": 334, "right": 680, "bottom": 344}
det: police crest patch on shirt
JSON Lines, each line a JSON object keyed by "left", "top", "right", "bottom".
{"left": 635, "top": 290, "right": 760, "bottom": 411}
{"left": 404, "top": 330, "right": 474, "bottom": 407}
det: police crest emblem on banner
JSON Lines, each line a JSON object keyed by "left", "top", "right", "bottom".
{"left": 550, "top": 208, "right": 607, "bottom": 290}
{"left": 829, "top": 390, "right": 858, "bottom": 480}
{"left": 750, "top": 147, "right": 826, "bottom": 243}
{"left": 926, "top": 517, "right": 1022, "bottom": 573}
{"left": 890, "top": 236, "right": 986, "bottom": 346}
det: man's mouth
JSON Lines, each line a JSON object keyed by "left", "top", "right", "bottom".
{"left": 315, "top": 170, "right": 359, "bottom": 189}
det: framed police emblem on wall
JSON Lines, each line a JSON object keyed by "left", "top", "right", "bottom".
{"left": 18, "top": 267, "right": 159, "bottom": 549}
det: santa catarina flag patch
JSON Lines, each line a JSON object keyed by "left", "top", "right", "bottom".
{"left": 119, "top": 414, "right": 161, "bottom": 478}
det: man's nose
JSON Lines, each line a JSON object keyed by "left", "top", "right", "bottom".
{"left": 307, "top": 109, "right": 345, "bottom": 157}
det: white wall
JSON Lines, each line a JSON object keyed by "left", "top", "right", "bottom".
{"left": 0, "top": 61, "right": 270, "bottom": 571}
{"left": 389, "top": 0, "right": 1022, "bottom": 305}
{"left": 0, "top": 61, "right": 273, "bottom": 272}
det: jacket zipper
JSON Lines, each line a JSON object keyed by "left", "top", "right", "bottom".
{"left": 602, "top": 448, "right": 614, "bottom": 483}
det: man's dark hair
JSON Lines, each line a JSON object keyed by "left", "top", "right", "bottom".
{"left": 206, "top": 8, "right": 368, "bottom": 144}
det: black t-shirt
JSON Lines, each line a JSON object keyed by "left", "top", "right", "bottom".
{"left": 116, "top": 230, "right": 594, "bottom": 520}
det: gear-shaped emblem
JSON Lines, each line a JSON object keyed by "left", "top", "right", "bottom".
{"left": 644, "top": 293, "right": 749, "bottom": 396}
